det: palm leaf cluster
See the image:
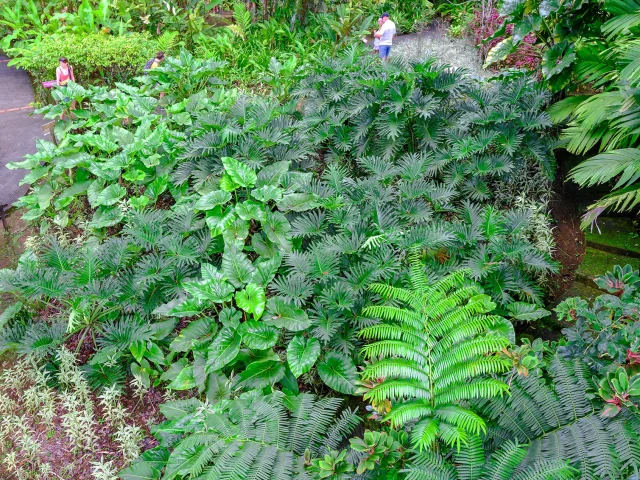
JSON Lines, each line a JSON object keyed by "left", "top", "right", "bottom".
{"left": 119, "top": 392, "right": 360, "bottom": 480}
{"left": 359, "top": 262, "right": 513, "bottom": 451}
{"left": 549, "top": 0, "right": 640, "bottom": 225}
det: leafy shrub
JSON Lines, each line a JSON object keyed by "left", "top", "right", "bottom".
{"left": 548, "top": 0, "right": 640, "bottom": 225}
{"left": 469, "top": 8, "right": 540, "bottom": 71}
{"left": 556, "top": 264, "right": 640, "bottom": 374}
{"left": 482, "top": 0, "right": 603, "bottom": 91}
{"left": 9, "top": 32, "right": 158, "bottom": 103}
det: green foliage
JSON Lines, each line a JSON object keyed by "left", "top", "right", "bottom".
{"left": 598, "top": 367, "right": 640, "bottom": 417}
{"left": 118, "top": 392, "right": 360, "bottom": 479}
{"left": 359, "top": 262, "right": 512, "bottom": 450}
{"left": 8, "top": 32, "right": 159, "bottom": 102}
{"left": 544, "top": 0, "right": 640, "bottom": 224}
{"left": 557, "top": 264, "right": 640, "bottom": 374}
{"left": 483, "top": 0, "right": 603, "bottom": 91}
{"left": 404, "top": 434, "right": 580, "bottom": 479}
{"left": 475, "top": 355, "right": 640, "bottom": 480}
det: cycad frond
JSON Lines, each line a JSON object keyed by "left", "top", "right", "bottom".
{"left": 120, "top": 393, "right": 359, "bottom": 479}
{"left": 360, "top": 261, "right": 510, "bottom": 450}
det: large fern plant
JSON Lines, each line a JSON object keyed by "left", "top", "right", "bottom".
{"left": 475, "top": 355, "right": 640, "bottom": 479}
{"left": 359, "top": 261, "right": 512, "bottom": 451}
{"left": 119, "top": 392, "right": 360, "bottom": 480}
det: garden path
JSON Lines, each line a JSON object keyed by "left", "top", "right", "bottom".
{"left": 0, "top": 54, "right": 45, "bottom": 211}
{"left": 392, "top": 24, "right": 489, "bottom": 78}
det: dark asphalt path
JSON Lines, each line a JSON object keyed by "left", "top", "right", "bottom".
{"left": 0, "top": 55, "right": 46, "bottom": 207}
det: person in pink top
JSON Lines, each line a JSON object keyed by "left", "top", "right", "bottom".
{"left": 56, "top": 57, "right": 74, "bottom": 86}
{"left": 55, "top": 57, "right": 76, "bottom": 117}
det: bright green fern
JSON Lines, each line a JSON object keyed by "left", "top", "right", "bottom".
{"left": 359, "top": 261, "right": 512, "bottom": 451}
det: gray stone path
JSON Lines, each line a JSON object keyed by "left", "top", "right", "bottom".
{"left": 0, "top": 55, "right": 46, "bottom": 207}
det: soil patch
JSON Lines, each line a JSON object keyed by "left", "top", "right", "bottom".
{"left": 547, "top": 172, "right": 586, "bottom": 303}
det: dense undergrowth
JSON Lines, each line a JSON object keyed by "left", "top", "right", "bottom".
{"left": 1, "top": 0, "right": 640, "bottom": 478}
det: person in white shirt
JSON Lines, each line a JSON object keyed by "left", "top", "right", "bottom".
{"left": 374, "top": 12, "right": 396, "bottom": 61}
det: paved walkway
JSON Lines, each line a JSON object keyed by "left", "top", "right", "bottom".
{"left": 0, "top": 55, "right": 45, "bottom": 207}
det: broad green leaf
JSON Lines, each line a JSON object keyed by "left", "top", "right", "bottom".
{"left": 0, "top": 302, "right": 22, "bottom": 331}
{"left": 206, "top": 327, "right": 241, "bottom": 372}
{"left": 183, "top": 279, "right": 234, "bottom": 304}
{"left": 251, "top": 254, "right": 282, "bottom": 286}
{"left": 206, "top": 372, "right": 231, "bottom": 403}
{"left": 220, "top": 172, "right": 239, "bottom": 192}
{"left": 264, "top": 298, "right": 311, "bottom": 331}
{"left": 167, "top": 366, "right": 196, "bottom": 390}
{"left": 87, "top": 179, "right": 106, "bottom": 208}
{"left": 238, "top": 321, "right": 279, "bottom": 349}
{"left": 484, "top": 37, "right": 516, "bottom": 67}
{"left": 222, "top": 156, "right": 257, "bottom": 187}
{"left": 277, "top": 193, "right": 319, "bottom": 212}
{"left": 95, "top": 184, "right": 127, "bottom": 206}
{"left": 263, "top": 211, "right": 292, "bottom": 252}
{"left": 219, "top": 307, "right": 242, "bottom": 329}
{"left": 235, "top": 283, "right": 266, "bottom": 319}
{"left": 170, "top": 317, "right": 217, "bottom": 352}
{"left": 507, "top": 302, "right": 551, "bottom": 321}
{"left": 287, "top": 335, "right": 321, "bottom": 377}
{"left": 119, "top": 462, "right": 160, "bottom": 480}
{"left": 205, "top": 205, "right": 236, "bottom": 237}
{"left": 257, "top": 160, "right": 290, "bottom": 187}
{"left": 88, "top": 205, "right": 124, "bottom": 229}
{"left": 222, "top": 218, "right": 249, "bottom": 244}
{"left": 235, "top": 200, "right": 265, "bottom": 221}
{"left": 36, "top": 183, "right": 54, "bottom": 210}
{"left": 252, "top": 185, "right": 284, "bottom": 203}
{"left": 317, "top": 352, "right": 357, "bottom": 395}
{"left": 53, "top": 210, "right": 69, "bottom": 227}
{"left": 234, "top": 360, "right": 285, "bottom": 389}
{"left": 154, "top": 298, "right": 206, "bottom": 318}
{"left": 195, "top": 190, "right": 232, "bottom": 211}
{"left": 130, "top": 196, "right": 150, "bottom": 210}
{"left": 222, "top": 246, "right": 255, "bottom": 288}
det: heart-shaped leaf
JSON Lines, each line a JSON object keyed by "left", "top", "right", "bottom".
{"left": 317, "top": 352, "right": 357, "bottom": 395}
{"left": 287, "top": 335, "right": 321, "bottom": 377}
{"left": 195, "top": 190, "right": 232, "bottom": 211}
{"left": 234, "top": 360, "right": 285, "bottom": 389}
{"left": 222, "top": 156, "right": 257, "bottom": 188}
{"left": 264, "top": 298, "right": 311, "bottom": 331}
{"left": 235, "top": 283, "right": 266, "bottom": 319}
{"left": 206, "top": 327, "right": 241, "bottom": 372}
{"left": 238, "top": 321, "right": 279, "bottom": 350}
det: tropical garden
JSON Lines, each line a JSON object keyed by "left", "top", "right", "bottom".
{"left": 0, "top": 0, "right": 639, "bottom": 478}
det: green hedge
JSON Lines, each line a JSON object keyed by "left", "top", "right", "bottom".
{"left": 12, "top": 33, "right": 158, "bottom": 103}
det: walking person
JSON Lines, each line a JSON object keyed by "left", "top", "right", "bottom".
{"left": 374, "top": 13, "right": 396, "bottom": 61}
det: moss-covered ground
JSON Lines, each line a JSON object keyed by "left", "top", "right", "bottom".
{"left": 585, "top": 217, "right": 640, "bottom": 254}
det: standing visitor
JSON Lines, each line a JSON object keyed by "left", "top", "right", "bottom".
{"left": 56, "top": 57, "right": 74, "bottom": 87}
{"left": 373, "top": 17, "right": 383, "bottom": 55}
{"left": 145, "top": 51, "right": 165, "bottom": 98}
{"left": 145, "top": 51, "right": 165, "bottom": 72}
{"left": 374, "top": 13, "right": 396, "bottom": 61}
{"left": 56, "top": 57, "right": 76, "bottom": 117}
